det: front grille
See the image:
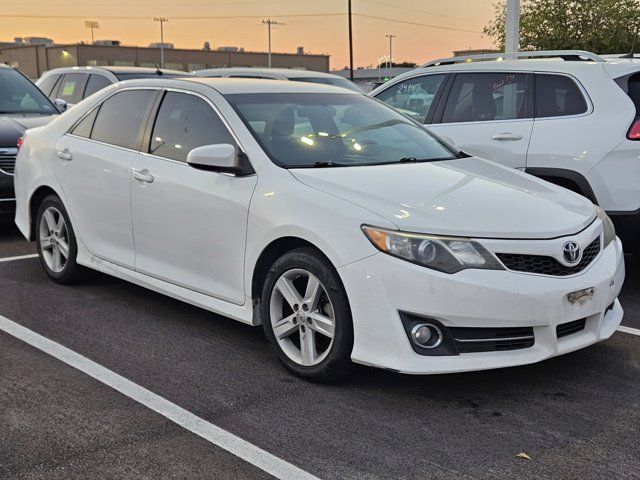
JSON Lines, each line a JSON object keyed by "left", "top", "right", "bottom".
{"left": 448, "top": 326, "right": 535, "bottom": 353}
{"left": 556, "top": 318, "right": 586, "bottom": 338}
{"left": 0, "top": 155, "right": 16, "bottom": 175}
{"left": 496, "top": 238, "right": 601, "bottom": 276}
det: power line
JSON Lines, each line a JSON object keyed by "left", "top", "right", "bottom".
{"left": 353, "top": 13, "right": 482, "bottom": 34}
{"left": 0, "top": 13, "right": 344, "bottom": 20}
{"left": 359, "top": 0, "right": 482, "bottom": 25}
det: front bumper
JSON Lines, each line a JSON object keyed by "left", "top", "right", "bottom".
{"left": 339, "top": 238, "right": 625, "bottom": 374}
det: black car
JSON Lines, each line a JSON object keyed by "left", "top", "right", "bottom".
{"left": 0, "top": 64, "right": 59, "bottom": 223}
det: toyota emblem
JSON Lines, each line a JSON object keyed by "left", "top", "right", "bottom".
{"left": 562, "top": 241, "right": 582, "bottom": 264}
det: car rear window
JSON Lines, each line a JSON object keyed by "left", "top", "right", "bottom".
{"left": 535, "top": 74, "right": 588, "bottom": 118}
{"left": 620, "top": 72, "right": 640, "bottom": 115}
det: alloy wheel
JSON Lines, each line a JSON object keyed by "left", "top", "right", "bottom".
{"left": 269, "top": 268, "right": 336, "bottom": 366}
{"left": 39, "top": 206, "right": 70, "bottom": 273}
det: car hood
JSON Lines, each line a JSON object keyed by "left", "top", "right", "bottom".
{"left": 290, "top": 158, "right": 596, "bottom": 239}
{"left": 0, "top": 115, "right": 56, "bottom": 148}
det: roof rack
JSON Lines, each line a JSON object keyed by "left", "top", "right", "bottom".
{"left": 421, "top": 50, "right": 606, "bottom": 68}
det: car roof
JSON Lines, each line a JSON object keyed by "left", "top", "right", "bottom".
{"left": 193, "top": 67, "right": 342, "bottom": 80}
{"left": 117, "top": 77, "right": 358, "bottom": 95}
{"left": 41, "top": 66, "right": 190, "bottom": 76}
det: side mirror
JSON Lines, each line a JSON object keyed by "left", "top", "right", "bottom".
{"left": 53, "top": 98, "right": 68, "bottom": 113}
{"left": 186, "top": 144, "right": 253, "bottom": 175}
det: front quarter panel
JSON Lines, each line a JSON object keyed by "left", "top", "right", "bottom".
{"left": 245, "top": 166, "right": 396, "bottom": 297}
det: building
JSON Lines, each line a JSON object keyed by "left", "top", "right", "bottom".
{"left": 332, "top": 66, "right": 414, "bottom": 92}
{"left": 0, "top": 43, "right": 330, "bottom": 79}
{"left": 0, "top": 37, "right": 54, "bottom": 48}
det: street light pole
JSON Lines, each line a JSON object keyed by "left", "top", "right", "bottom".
{"left": 385, "top": 34, "right": 395, "bottom": 79}
{"left": 348, "top": 0, "right": 354, "bottom": 81}
{"left": 505, "top": 0, "right": 520, "bottom": 59}
{"left": 154, "top": 17, "right": 168, "bottom": 68}
{"left": 84, "top": 21, "right": 99, "bottom": 44}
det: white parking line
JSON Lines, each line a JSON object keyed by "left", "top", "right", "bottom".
{"left": 0, "top": 315, "right": 321, "bottom": 480}
{"left": 0, "top": 253, "right": 38, "bottom": 263}
{"left": 618, "top": 325, "right": 640, "bottom": 337}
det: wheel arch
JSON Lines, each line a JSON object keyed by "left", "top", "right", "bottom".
{"left": 250, "top": 236, "right": 340, "bottom": 325}
{"left": 28, "top": 185, "right": 62, "bottom": 240}
{"left": 525, "top": 167, "right": 599, "bottom": 204}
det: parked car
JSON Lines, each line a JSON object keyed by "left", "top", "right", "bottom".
{"left": 14, "top": 78, "right": 624, "bottom": 380}
{"left": 193, "top": 67, "right": 363, "bottom": 92}
{"left": 0, "top": 64, "right": 59, "bottom": 223}
{"left": 371, "top": 50, "right": 640, "bottom": 252}
{"left": 36, "top": 66, "right": 192, "bottom": 109}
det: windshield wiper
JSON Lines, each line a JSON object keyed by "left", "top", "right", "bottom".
{"left": 312, "top": 161, "right": 347, "bottom": 168}
{"left": 399, "top": 157, "right": 419, "bottom": 163}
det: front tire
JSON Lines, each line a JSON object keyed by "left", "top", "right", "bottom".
{"left": 261, "top": 247, "right": 355, "bottom": 381}
{"left": 35, "top": 195, "right": 87, "bottom": 284}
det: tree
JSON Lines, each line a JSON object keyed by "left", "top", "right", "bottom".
{"left": 376, "top": 61, "right": 417, "bottom": 68}
{"left": 484, "top": 0, "right": 640, "bottom": 54}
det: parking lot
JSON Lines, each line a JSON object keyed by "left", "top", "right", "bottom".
{"left": 1, "top": 224, "right": 639, "bottom": 480}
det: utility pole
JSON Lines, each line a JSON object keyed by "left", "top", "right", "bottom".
{"left": 348, "top": 0, "right": 354, "bottom": 80}
{"left": 154, "top": 17, "right": 168, "bottom": 68}
{"left": 84, "top": 21, "right": 99, "bottom": 44}
{"left": 505, "top": 0, "right": 520, "bottom": 59}
{"left": 385, "top": 34, "right": 395, "bottom": 80}
{"left": 262, "top": 19, "right": 282, "bottom": 68}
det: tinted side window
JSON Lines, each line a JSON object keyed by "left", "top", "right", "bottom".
{"left": 84, "top": 74, "right": 113, "bottom": 98}
{"left": 535, "top": 74, "right": 587, "bottom": 118}
{"left": 375, "top": 74, "right": 445, "bottom": 122}
{"left": 38, "top": 74, "right": 61, "bottom": 97}
{"left": 71, "top": 108, "right": 98, "bottom": 138}
{"left": 54, "top": 73, "right": 89, "bottom": 104}
{"left": 442, "top": 72, "right": 528, "bottom": 123}
{"left": 91, "top": 90, "right": 155, "bottom": 149}
{"left": 150, "top": 92, "right": 236, "bottom": 162}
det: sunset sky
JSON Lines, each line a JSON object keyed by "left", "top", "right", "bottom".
{"left": 0, "top": 0, "right": 497, "bottom": 69}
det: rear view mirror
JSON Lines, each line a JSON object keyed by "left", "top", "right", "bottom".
{"left": 186, "top": 144, "right": 253, "bottom": 175}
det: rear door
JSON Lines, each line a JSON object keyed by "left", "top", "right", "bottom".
{"left": 428, "top": 71, "right": 533, "bottom": 169}
{"left": 83, "top": 74, "right": 113, "bottom": 99}
{"left": 53, "top": 88, "right": 158, "bottom": 268}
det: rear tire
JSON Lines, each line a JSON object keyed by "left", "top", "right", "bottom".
{"left": 261, "top": 247, "right": 355, "bottom": 382}
{"left": 35, "top": 195, "right": 88, "bottom": 284}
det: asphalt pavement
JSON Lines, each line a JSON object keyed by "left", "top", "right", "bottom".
{"left": 1, "top": 226, "right": 639, "bottom": 479}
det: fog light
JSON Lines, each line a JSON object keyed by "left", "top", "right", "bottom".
{"left": 410, "top": 323, "right": 443, "bottom": 349}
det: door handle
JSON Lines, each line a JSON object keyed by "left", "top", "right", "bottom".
{"left": 491, "top": 133, "right": 523, "bottom": 141}
{"left": 57, "top": 149, "right": 73, "bottom": 161}
{"left": 132, "top": 168, "right": 154, "bottom": 184}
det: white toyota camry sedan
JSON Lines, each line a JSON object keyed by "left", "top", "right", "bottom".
{"left": 14, "top": 78, "right": 625, "bottom": 380}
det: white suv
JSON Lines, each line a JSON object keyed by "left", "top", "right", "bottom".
{"left": 371, "top": 50, "right": 640, "bottom": 252}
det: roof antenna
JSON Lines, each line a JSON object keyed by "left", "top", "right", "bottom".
{"left": 154, "top": 63, "right": 163, "bottom": 76}
{"left": 622, "top": 23, "right": 639, "bottom": 58}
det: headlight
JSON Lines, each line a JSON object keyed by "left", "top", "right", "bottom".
{"left": 362, "top": 226, "right": 504, "bottom": 274}
{"left": 596, "top": 206, "right": 616, "bottom": 248}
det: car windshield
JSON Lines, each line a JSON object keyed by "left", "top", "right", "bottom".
{"left": 291, "top": 77, "right": 363, "bottom": 93}
{"left": 0, "top": 68, "right": 57, "bottom": 115}
{"left": 226, "top": 93, "right": 457, "bottom": 168}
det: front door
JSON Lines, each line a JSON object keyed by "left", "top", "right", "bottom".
{"left": 131, "top": 90, "right": 257, "bottom": 304}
